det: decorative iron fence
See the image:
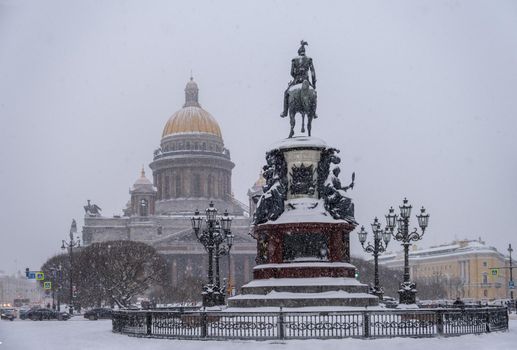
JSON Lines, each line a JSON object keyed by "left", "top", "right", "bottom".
{"left": 112, "top": 307, "right": 508, "bottom": 340}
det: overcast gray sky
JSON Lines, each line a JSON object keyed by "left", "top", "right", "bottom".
{"left": 1, "top": 0, "right": 516, "bottom": 274}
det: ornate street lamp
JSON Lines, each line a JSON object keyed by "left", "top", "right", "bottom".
{"left": 191, "top": 202, "right": 233, "bottom": 307}
{"left": 387, "top": 198, "right": 429, "bottom": 305}
{"left": 61, "top": 219, "right": 81, "bottom": 315}
{"left": 358, "top": 217, "right": 391, "bottom": 299}
{"left": 220, "top": 210, "right": 235, "bottom": 296}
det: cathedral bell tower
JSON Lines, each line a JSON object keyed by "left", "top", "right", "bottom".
{"left": 129, "top": 167, "right": 157, "bottom": 217}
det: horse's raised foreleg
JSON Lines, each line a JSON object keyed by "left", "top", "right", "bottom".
{"left": 301, "top": 113, "right": 305, "bottom": 133}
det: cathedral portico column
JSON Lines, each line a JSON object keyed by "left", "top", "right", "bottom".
{"left": 172, "top": 259, "right": 178, "bottom": 287}
{"left": 244, "top": 258, "right": 250, "bottom": 283}
{"left": 185, "top": 168, "right": 192, "bottom": 197}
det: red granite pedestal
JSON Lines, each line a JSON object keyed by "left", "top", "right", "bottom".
{"left": 252, "top": 221, "right": 356, "bottom": 279}
{"left": 228, "top": 219, "right": 378, "bottom": 308}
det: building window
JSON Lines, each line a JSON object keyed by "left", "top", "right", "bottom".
{"left": 483, "top": 290, "right": 488, "bottom": 297}
{"left": 483, "top": 261, "right": 487, "bottom": 267}
{"left": 207, "top": 174, "right": 213, "bottom": 198}
{"left": 482, "top": 274, "right": 488, "bottom": 285}
{"left": 139, "top": 199, "right": 148, "bottom": 216}
{"left": 164, "top": 176, "right": 170, "bottom": 198}
{"left": 186, "top": 142, "right": 190, "bottom": 150}
{"left": 192, "top": 174, "right": 201, "bottom": 197}
{"left": 175, "top": 174, "right": 182, "bottom": 197}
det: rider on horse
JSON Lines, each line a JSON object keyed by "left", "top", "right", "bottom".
{"left": 280, "top": 40, "right": 317, "bottom": 118}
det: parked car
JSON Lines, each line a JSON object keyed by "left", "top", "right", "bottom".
{"left": 19, "top": 307, "right": 38, "bottom": 320}
{"left": 83, "top": 308, "right": 112, "bottom": 320}
{"left": 0, "top": 308, "right": 16, "bottom": 321}
{"left": 23, "top": 308, "right": 71, "bottom": 321}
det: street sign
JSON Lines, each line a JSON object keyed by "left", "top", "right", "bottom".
{"left": 35, "top": 272, "right": 45, "bottom": 281}
{"left": 27, "top": 272, "right": 36, "bottom": 279}
{"left": 510, "top": 281, "right": 515, "bottom": 289}
{"left": 491, "top": 269, "right": 498, "bottom": 276}
{"left": 43, "top": 281, "right": 52, "bottom": 290}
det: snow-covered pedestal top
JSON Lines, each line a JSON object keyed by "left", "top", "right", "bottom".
{"left": 270, "top": 136, "right": 327, "bottom": 151}
{"left": 229, "top": 290, "right": 376, "bottom": 300}
{"left": 243, "top": 276, "right": 364, "bottom": 288}
{"left": 270, "top": 198, "right": 347, "bottom": 224}
{"left": 396, "top": 303, "right": 420, "bottom": 310}
{"left": 254, "top": 262, "right": 356, "bottom": 270}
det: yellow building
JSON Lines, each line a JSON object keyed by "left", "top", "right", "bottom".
{"left": 378, "top": 239, "right": 511, "bottom": 301}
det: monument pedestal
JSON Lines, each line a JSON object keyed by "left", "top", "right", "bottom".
{"left": 228, "top": 136, "right": 377, "bottom": 309}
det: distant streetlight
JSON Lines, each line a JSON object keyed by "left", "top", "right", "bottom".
{"left": 386, "top": 198, "right": 429, "bottom": 305}
{"left": 61, "top": 219, "right": 81, "bottom": 314}
{"left": 358, "top": 217, "right": 391, "bottom": 300}
{"left": 49, "top": 264, "right": 62, "bottom": 311}
{"left": 509, "top": 244, "right": 514, "bottom": 308}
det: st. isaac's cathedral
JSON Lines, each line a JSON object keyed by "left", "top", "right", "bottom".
{"left": 82, "top": 78, "right": 262, "bottom": 291}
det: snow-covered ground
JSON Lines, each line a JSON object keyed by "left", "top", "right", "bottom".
{"left": 1, "top": 315, "right": 516, "bottom": 350}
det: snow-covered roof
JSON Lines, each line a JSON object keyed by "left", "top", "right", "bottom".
{"left": 131, "top": 167, "right": 156, "bottom": 193}
{"left": 378, "top": 239, "right": 506, "bottom": 264}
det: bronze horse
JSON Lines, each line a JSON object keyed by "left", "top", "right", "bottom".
{"left": 285, "top": 80, "right": 317, "bottom": 138}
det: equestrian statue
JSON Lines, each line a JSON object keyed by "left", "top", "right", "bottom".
{"left": 280, "top": 40, "right": 318, "bottom": 138}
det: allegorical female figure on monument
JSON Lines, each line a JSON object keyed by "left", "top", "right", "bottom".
{"left": 281, "top": 40, "right": 318, "bottom": 138}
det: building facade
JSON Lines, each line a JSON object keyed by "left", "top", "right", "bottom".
{"left": 378, "top": 239, "right": 512, "bottom": 301}
{"left": 0, "top": 272, "right": 44, "bottom": 307}
{"left": 81, "top": 78, "right": 257, "bottom": 292}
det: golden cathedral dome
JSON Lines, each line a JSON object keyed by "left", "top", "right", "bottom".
{"left": 162, "top": 77, "right": 222, "bottom": 138}
{"left": 162, "top": 107, "right": 222, "bottom": 138}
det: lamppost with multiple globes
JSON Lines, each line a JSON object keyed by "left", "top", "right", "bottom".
{"left": 61, "top": 219, "right": 81, "bottom": 314}
{"left": 191, "top": 202, "right": 234, "bottom": 307}
{"left": 385, "top": 198, "right": 429, "bottom": 305}
{"left": 358, "top": 217, "right": 391, "bottom": 300}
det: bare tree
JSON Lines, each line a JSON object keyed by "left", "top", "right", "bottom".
{"left": 83, "top": 241, "right": 167, "bottom": 307}
{"left": 351, "top": 257, "right": 403, "bottom": 297}
{"left": 41, "top": 241, "right": 166, "bottom": 308}
{"left": 416, "top": 276, "right": 447, "bottom": 300}
{"left": 40, "top": 254, "right": 72, "bottom": 305}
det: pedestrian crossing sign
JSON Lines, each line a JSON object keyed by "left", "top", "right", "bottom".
{"left": 35, "top": 272, "right": 45, "bottom": 280}
{"left": 43, "top": 281, "right": 52, "bottom": 290}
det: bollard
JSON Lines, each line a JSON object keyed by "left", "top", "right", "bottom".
{"left": 278, "top": 307, "right": 285, "bottom": 339}
{"left": 436, "top": 310, "right": 444, "bottom": 335}
{"left": 146, "top": 312, "right": 152, "bottom": 336}
{"left": 201, "top": 310, "right": 208, "bottom": 338}
{"left": 363, "top": 312, "right": 370, "bottom": 338}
